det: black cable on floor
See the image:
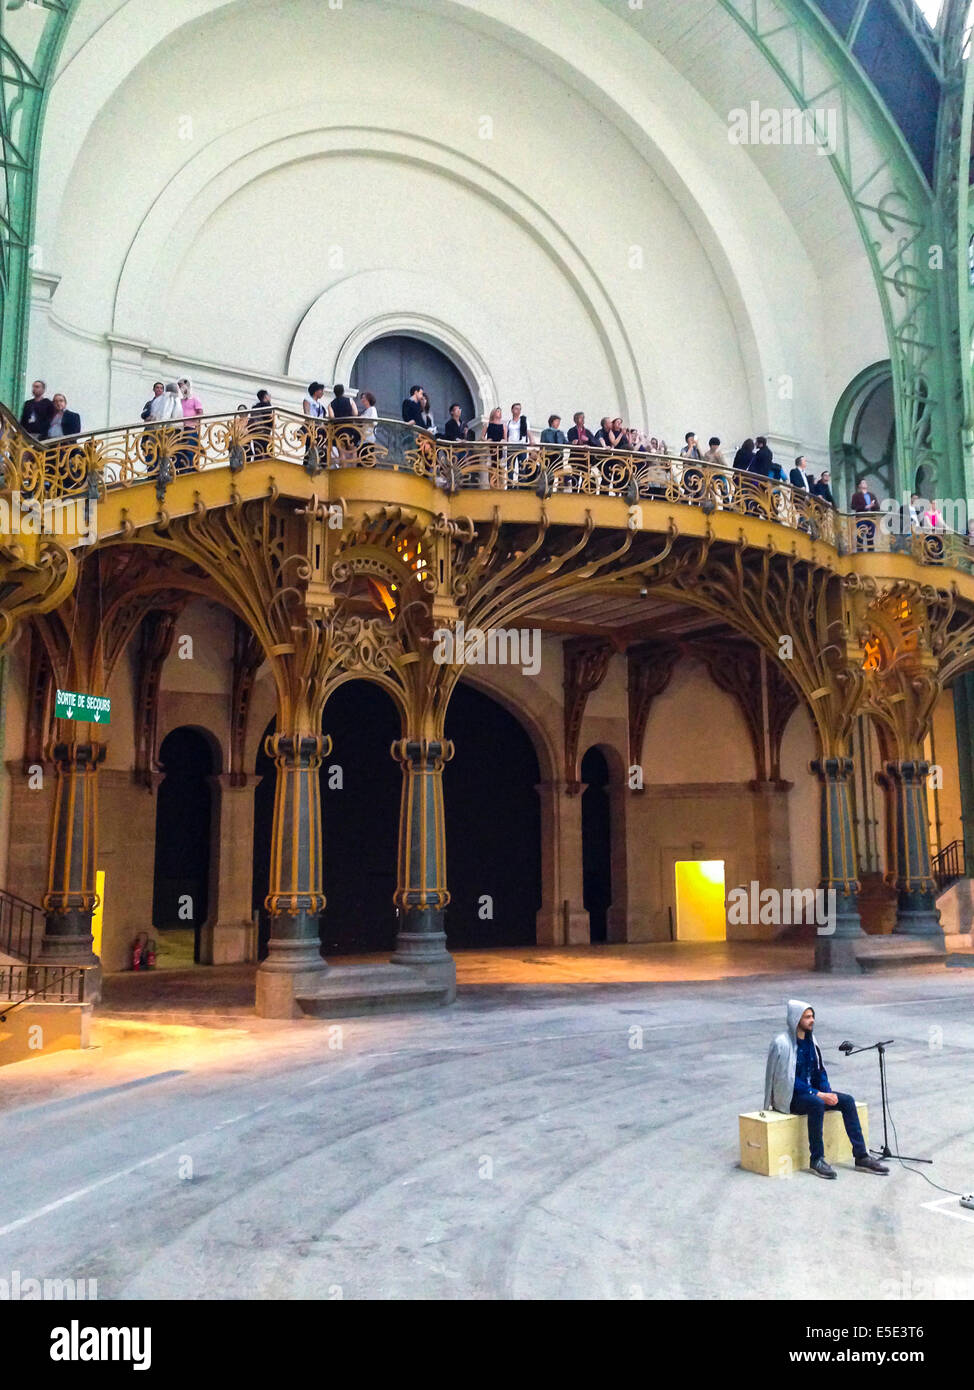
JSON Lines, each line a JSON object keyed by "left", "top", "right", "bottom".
{"left": 884, "top": 1074, "right": 965, "bottom": 1198}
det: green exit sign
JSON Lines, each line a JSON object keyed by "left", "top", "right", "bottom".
{"left": 55, "top": 690, "right": 111, "bottom": 725}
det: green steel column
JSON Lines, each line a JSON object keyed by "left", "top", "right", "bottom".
{"left": 0, "top": 1, "right": 78, "bottom": 407}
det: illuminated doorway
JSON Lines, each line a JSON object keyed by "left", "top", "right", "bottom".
{"left": 674, "top": 860, "right": 726, "bottom": 941}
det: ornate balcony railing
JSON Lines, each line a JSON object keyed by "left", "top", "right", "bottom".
{"left": 1, "top": 405, "right": 971, "bottom": 570}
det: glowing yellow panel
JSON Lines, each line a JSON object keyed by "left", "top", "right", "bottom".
{"left": 91, "top": 870, "right": 105, "bottom": 959}
{"left": 674, "top": 860, "right": 726, "bottom": 941}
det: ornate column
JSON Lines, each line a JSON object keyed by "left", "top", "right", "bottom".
{"left": 255, "top": 732, "right": 329, "bottom": 1017}
{"left": 811, "top": 756, "right": 866, "bottom": 972}
{"left": 40, "top": 739, "right": 107, "bottom": 994}
{"left": 200, "top": 773, "right": 258, "bottom": 965}
{"left": 390, "top": 737, "right": 457, "bottom": 999}
{"left": 885, "top": 759, "right": 944, "bottom": 944}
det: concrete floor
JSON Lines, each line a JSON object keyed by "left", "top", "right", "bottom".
{"left": 2, "top": 943, "right": 973, "bottom": 1300}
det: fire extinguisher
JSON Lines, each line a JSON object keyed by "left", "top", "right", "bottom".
{"left": 144, "top": 937, "right": 157, "bottom": 971}
{"left": 131, "top": 934, "right": 145, "bottom": 971}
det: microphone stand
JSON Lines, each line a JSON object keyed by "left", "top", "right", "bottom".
{"left": 842, "top": 1040, "right": 931, "bottom": 1164}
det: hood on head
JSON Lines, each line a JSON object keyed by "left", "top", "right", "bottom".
{"left": 787, "top": 999, "right": 813, "bottom": 1038}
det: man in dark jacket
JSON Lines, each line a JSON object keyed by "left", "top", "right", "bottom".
{"left": 790, "top": 455, "right": 812, "bottom": 490}
{"left": 45, "top": 393, "right": 81, "bottom": 438}
{"left": 765, "top": 1000, "right": 888, "bottom": 1179}
{"left": 20, "top": 380, "right": 54, "bottom": 438}
{"left": 813, "top": 469, "right": 835, "bottom": 505}
{"left": 751, "top": 436, "right": 775, "bottom": 477}
{"left": 402, "top": 385, "right": 426, "bottom": 428}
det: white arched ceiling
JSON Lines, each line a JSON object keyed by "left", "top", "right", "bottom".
{"left": 32, "top": 0, "right": 887, "bottom": 450}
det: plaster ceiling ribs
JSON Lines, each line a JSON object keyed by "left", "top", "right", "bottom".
{"left": 22, "top": 622, "right": 54, "bottom": 774}
{"left": 229, "top": 617, "right": 264, "bottom": 787}
{"left": 133, "top": 603, "right": 185, "bottom": 788}
{"left": 626, "top": 641, "right": 681, "bottom": 776}
{"left": 562, "top": 636, "right": 614, "bottom": 795}
{"left": 688, "top": 636, "right": 800, "bottom": 784}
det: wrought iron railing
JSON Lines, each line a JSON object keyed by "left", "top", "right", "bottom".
{"left": 933, "top": 839, "right": 967, "bottom": 892}
{"left": 1, "top": 404, "right": 972, "bottom": 569}
{"left": 0, "top": 963, "right": 89, "bottom": 1020}
{"left": 0, "top": 887, "right": 43, "bottom": 962}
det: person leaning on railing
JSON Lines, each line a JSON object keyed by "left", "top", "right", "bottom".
{"left": 328, "top": 383, "right": 358, "bottom": 463}
{"left": 302, "top": 381, "right": 327, "bottom": 470}
{"left": 850, "top": 476, "right": 881, "bottom": 552}
{"left": 248, "top": 389, "right": 273, "bottom": 459}
{"left": 137, "top": 380, "right": 181, "bottom": 480}
{"left": 176, "top": 377, "right": 204, "bottom": 474}
{"left": 20, "top": 379, "right": 54, "bottom": 439}
{"left": 540, "top": 414, "right": 568, "bottom": 492}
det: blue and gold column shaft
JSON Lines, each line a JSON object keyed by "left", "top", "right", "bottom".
{"left": 811, "top": 756, "right": 862, "bottom": 939}
{"left": 391, "top": 738, "right": 454, "bottom": 967}
{"left": 263, "top": 731, "right": 330, "bottom": 973}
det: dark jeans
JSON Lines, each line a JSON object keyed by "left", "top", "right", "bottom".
{"left": 791, "top": 1091, "right": 866, "bottom": 1163}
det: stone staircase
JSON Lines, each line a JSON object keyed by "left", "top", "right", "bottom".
{"left": 939, "top": 876, "right": 974, "bottom": 967}
{"left": 295, "top": 963, "right": 451, "bottom": 1018}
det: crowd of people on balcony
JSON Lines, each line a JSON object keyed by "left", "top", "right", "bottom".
{"left": 9, "top": 376, "right": 965, "bottom": 542}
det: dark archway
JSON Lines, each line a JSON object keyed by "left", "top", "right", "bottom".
{"left": 152, "top": 727, "right": 214, "bottom": 962}
{"left": 350, "top": 333, "right": 475, "bottom": 428}
{"left": 581, "top": 746, "right": 611, "bottom": 944}
{"left": 251, "top": 682, "right": 401, "bottom": 959}
{"left": 320, "top": 681, "right": 401, "bottom": 955}
{"left": 443, "top": 682, "right": 542, "bottom": 947}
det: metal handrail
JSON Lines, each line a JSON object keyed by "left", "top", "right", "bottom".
{"left": 1, "top": 404, "right": 972, "bottom": 569}
{"left": 0, "top": 964, "right": 89, "bottom": 1021}
{"left": 0, "top": 887, "right": 44, "bottom": 963}
{"left": 933, "top": 838, "right": 967, "bottom": 891}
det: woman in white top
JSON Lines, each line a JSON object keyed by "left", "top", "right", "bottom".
{"left": 149, "top": 383, "right": 181, "bottom": 421}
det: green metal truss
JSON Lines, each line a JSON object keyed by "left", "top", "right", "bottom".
{"left": 719, "top": 0, "right": 965, "bottom": 504}
{"left": 607, "top": 0, "right": 968, "bottom": 503}
{"left": 0, "top": 0, "right": 77, "bottom": 409}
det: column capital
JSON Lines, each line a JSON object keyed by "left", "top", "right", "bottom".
{"left": 265, "top": 731, "right": 331, "bottom": 767}
{"left": 390, "top": 738, "right": 454, "bottom": 770}
{"left": 811, "top": 756, "right": 855, "bottom": 782}
{"left": 883, "top": 759, "right": 931, "bottom": 786}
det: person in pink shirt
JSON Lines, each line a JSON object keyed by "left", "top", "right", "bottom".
{"left": 177, "top": 377, "right": 204, "bottom": 417}
{"left": 176, "top": 376, "right": 204, "bottom": 474}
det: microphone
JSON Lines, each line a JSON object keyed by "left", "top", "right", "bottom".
{"left": 839, "top": 1040, "right": 855, "bottom": 1052}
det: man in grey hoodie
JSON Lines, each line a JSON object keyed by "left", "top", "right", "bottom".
{"left": 765, "top": 999, "right": 889, "bottom": 1179}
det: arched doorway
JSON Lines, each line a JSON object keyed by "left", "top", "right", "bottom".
{"left": 350, "top": 334, "right": 476, "bottom": 427}
{"left": 320, "top": 680, "right": 401, "bottom": 955}
{"left": 152, "top": 727, "right": 214, "bottom": 963}
{"left": 581, "top": 746, "right": 612, "bottom": 944}
{"left": 443, "top": 682, "right": 542, "bottom": 947}
{"left": 831, "top": 362, "right": 895, "bottom": 506}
